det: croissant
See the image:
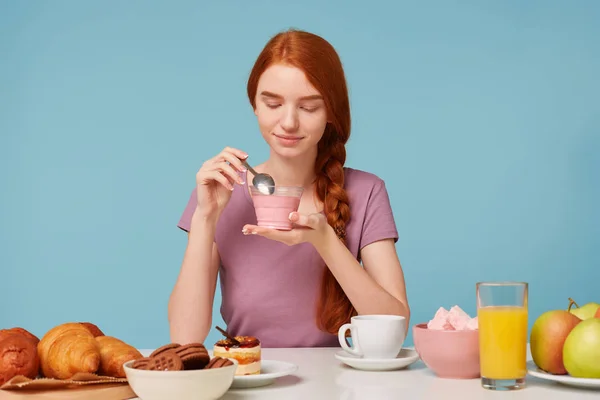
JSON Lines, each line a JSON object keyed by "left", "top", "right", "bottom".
{"left": 95, "top": 336, "right": 143, "bottom": 378}
{"left": 37, "top": 323, "right": 100, "bottom": 379}
{"left": 0, "top": 334, "right": 40, "bottom": 385}
{"left": 79, "top": 322, "right": 105, "bottom": 338}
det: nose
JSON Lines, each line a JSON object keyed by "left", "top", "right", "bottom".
{"left": 279, "top": 105, "right": 299, "bottom": 132}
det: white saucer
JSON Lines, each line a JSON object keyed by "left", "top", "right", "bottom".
{"left": 527, "top": 361, "right": 600, "bottom": 389}
{"left": 231, "top": 359, "right": 298, "bottom": 389}
{"left": 335, "top": 348, "right": 420, "bottom": 371}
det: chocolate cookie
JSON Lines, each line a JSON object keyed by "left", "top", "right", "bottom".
{"left": 150, "top": 343, "right": 181, "bottom": 358}
{"left": 174, "top": 343, "right": 210, "bottom": 370}
{"left": 205, "top": 356, "right": 234, "bottom": 369}
{"left": 132, "top": 357, "right": 152, "bottom": 370}
{"left": 146, "top": 351, "right": 184, "bottom": 371}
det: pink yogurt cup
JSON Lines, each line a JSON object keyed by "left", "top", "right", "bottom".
{"left": 250, "top": 186, "right": 303, "bottom": 230}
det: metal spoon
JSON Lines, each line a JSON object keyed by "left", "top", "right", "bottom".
{"left": 242, "top": 159, "right": 275, "bottom": 195}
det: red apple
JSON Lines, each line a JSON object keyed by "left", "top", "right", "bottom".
{"left": 530, "top": 310, "right": 582, "bottom": 374}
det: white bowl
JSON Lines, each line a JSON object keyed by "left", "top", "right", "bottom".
{"left": 123, "top": 359, "right": 237, "bottom": 400}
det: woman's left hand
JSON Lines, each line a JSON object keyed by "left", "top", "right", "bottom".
{"left": 242, "top": 212, "right": 333, "bottom": 246}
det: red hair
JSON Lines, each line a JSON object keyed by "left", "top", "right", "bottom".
{"left": 247, "top": 29, "right": 355, "bottom": 334}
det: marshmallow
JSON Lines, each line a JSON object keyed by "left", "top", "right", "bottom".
{"left": 449, "top": 305, "right": 469, "bottom": 318}
{"left": 433, "top": 306, "right": 449, "bottom": 320}
{"left": 448, "top": 305, "right": 471, "bottom": 330}
{"left": 465, "top": 316, "right": 478, "bottom": 330}
{"left": 427, "top": 307, "right": 455, "bottom": 330}
{"left": 427, "top": 305, "right": 478, "bottom": 331}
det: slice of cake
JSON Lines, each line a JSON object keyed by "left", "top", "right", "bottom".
{"left": 213, "top": 336, "right": 261, "bottom": 375}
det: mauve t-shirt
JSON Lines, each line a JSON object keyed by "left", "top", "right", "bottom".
{"left": 177, "top": 167, "right": 399, "bottom": 348}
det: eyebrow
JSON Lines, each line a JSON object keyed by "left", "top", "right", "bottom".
{"left": 260, "top": 91, "right": 323, "bottom": 101}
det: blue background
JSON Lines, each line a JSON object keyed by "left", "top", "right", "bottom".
{"left": 1, "top": 0, "right": 598, "bottom": 350}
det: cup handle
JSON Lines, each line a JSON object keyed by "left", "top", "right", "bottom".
{"left": 338, "top": 323, "right": 362, "bottom": 356}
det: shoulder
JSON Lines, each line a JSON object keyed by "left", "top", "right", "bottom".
{"left": 343, "top": 167, "right": 387, "bottom": 192}
{"left": 342, "top": 167, "right": 393, "bottom": 212}
{"left": 342, "top": 167, "right": 398, "bottom": 248}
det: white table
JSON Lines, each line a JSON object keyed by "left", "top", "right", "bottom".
{"left": 135, "top": 347, "right": 598, "bottom": 399}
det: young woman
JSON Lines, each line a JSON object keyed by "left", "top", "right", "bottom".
{"left": 168, "top": 29, "right": 410, "bottom": 348}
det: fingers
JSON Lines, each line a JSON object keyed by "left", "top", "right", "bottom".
{"left": 209, "top": 147, "right": 247, "bottom": 172}
{"left": 242, "top": 214, "right": 326, "bottom": 247}
{"left": 223, "top": 146, "right": 248, "bottom": 161}
{"left": 289, "top": 212, "right": 323, "bottom": 229}
{"left": 213, "top": 161, "right": 244, "bottom": 185}
{"left": 213, "top": 148, "right": 248, "bottom": 173}
{"left": 242, "top": 224, "right": 305, "bottom": 246}
{"left": 203, "top": 170, "right": 235, "bottom": 191}
{"left": 196, "top": 147, "right": 249, "bottom": 190}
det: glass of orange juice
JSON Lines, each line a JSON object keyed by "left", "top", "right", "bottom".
{"left": 477, "top": 281, "right": 528, "bottom": 391}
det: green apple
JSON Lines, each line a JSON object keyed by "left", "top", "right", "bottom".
{"left": 563, "top": 318, "right": 600, "bottom": 378}
{"left": 567, "top": 298, "right": 600, "bottom": 320}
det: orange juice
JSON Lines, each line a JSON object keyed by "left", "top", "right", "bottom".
{"left": 478, "top": 305, "right": 528, "bottom": 379}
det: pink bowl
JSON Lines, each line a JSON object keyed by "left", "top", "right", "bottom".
{"left": 412, "top": 323, "right": 480, "bottom": 379}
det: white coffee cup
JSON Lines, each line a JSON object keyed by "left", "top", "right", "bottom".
{"left": 338, "top": 315, "right": 406, "bottom": 359}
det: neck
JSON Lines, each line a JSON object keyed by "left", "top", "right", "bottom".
{"left": 261, "top": 148, "right": 318, "bottom": 189}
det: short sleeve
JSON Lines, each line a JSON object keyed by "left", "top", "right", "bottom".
{"left": 177, "top": 188, "right": 197, "bottom": 232}
{"left": 359, "top": 179, "right": 399, "bottom": 250}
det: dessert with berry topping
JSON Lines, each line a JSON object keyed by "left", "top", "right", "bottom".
{"left": 213, "top": 335, "right": 261, "bottom": 376}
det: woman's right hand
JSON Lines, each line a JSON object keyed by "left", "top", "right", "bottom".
{"left": 195, "top": 147, "right": 248, "bottom": 219}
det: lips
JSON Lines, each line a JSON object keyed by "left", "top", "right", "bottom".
{"left": 273, "top": 133, "right": 302, "bottom": 140}
{"left": 273, "top": 133, "right": 303, "bottom": 146}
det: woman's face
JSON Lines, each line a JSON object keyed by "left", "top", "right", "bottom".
{"left": 254, "top": 64, "right": 329, "bottom": 159}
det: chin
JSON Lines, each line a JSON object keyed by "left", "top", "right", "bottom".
{"left": 273, "top": 144, "right": 320, "bottom": 160}
{"left": 263, "top": 138, "right": 302, "bottom": 157}
{"left": 272, "top": 146, "right": 304, "bottom": 158}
